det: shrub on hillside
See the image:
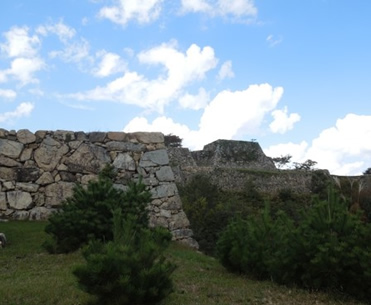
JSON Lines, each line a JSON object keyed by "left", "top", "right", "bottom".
{"left": 73, "top": 209, "right": 175, "bottom": 305}
{"left": 217, "top": 188, "right": 371, "bottom": 300}
{"left": 43, "top": 165, "right": 151, "bottom": 253}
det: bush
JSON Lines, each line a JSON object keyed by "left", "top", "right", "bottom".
{"left": 73, "top": 209, "right": 175, "bottom": 305}
{"left": 44, "top": 165, "right": 151, "bottom": 253}
{"left": 217, "top": 188, "right": 371, "bottom": 300}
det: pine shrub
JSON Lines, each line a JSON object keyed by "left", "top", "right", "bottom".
{"left": 73, "top": 209, "right": 176, "bottom": 305}
{"left": 44, "top": 165, "right": 151, "bottom": 253}
{"left": 217, "top": 188, "right": 371, "bottom": 300}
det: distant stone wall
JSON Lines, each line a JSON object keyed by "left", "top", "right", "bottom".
{"left": 191, "top": 139, "right": 276, "bottom": 170}
{"left": 0, "top": 129, "right": 197, "bottom": 248}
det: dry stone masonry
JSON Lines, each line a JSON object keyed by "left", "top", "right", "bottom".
{"left": 0, "top": 129, "right": 197, "bottom": 248}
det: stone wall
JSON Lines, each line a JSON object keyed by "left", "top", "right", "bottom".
{"left": 169, "top": 140, "right": 321, "bottom": 194}
{"left": 0, "top": 129, "right": 197, "bottom": 248}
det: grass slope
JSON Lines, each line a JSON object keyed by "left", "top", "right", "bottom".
{"left": 0, "top": 221, "right": 366, "bottom": 305}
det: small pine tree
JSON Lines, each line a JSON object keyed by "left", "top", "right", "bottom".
{"left": 44, "top": 165, "right": 151, "bottom": 253}
{"left": 73, "top": 208, "right": 176, "bottom": 305}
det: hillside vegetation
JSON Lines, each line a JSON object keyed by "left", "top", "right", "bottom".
{"left": 0, "top": 221, "right": 367, "bottom": 305}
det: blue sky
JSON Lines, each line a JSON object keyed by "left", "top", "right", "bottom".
{"left": 1, "top": 0, "right": 370, "bottom": 175}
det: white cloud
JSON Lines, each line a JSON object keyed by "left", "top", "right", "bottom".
{"left": 197, "top": 83, "right": 283, "bottom": 146}
{"left": 264, "top": 141, "right": 308, "bottom": 165}
{"left": 124, "top": 116, "right": 191, "bottom": 138}
{"left": 0, "top": 26, "right": 44, "bottom": 85}
{"left": 180, "top": 0, "right": 212, "bottom": 13}
{"left": 29, "top": 88, "right": 44, "bottom": 96}
{"left": 0, "top": 26, "right": 40, "bottom": 58}
{"left": 218, "top": 60, "right": 234, "bottom": 80}
{"left": 68, "top": 42, "right": 218, "bottom": 112}
{"left": 0, "top": 89, "right": 17, "bottom": 99}
{"left": 266, "top": 34, "right": 283, "bottom": 47}
{"left": 99, "top": 0, "right": 163, "bottom": 26}
{"left": 179, "top": 87, "right": 209, "bottom": 110}
{"left": 36, "top": 21, "right": 76, "bottom": 43}
{"left": 92, "top": 51, "right": 127, "bottom": 77}
{"left": 0, "top": 102, "right": 34, "bottom": 123}
{"left": 6, "top": 57, "right": 45, "bottom": 85}
{"left": 49, "top": 38, "right": 91, "bottom": 64}
{"left": 264, "top": 114, "right": 371, "bottom": 175}
{"left": 269, "top": 106, "right": 301, "bottom": 134}
{"left": 180, "top": 0, "right": 257, "bottom": 22}
{"left": 124, "top": 83, "right": 284, "bottom": 150}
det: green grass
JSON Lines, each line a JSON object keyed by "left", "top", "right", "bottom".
{"left": 0, "top": 221, "right": 367, "bottom": 305}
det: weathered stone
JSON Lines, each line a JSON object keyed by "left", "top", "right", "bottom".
{"left": 35, "top": 130, "right": 47, "bottom": 140}
{"left": 169, "top": 211, "right": 190, "bottom": 230}
{"left": 57, "top": 164, "right": 68, "bottom": 171}
{"left": 13, "top": 210, "right": 30, "bottom": 220}
{"left": 36, "top": 172, "right": 54, "bottom": 185}
{"left": 54, "top": 130, "right": 75, "bottom": 142}
{"left": 106, "top": 141, "right": 145, "bottom": 152}
{"left": 0, "top": 139, "right": 24, "bottom": 158}
{"left": 113, "top": 153, "right": 136, "bottom": 171}
{"left": 0, "top": 155, "right": 21, "bottom": 167}
{"left": 20, "top": 147, "right": 33, "bottom": 162}
{"left": 7, "top": 191, "right": 33, "bottom": 209}
{"left": 132, "top": 132, "right": 164, "bottom": 144}
{"left": 156, "top": 166, "right": 174, "bottom": 182}
{"left": 0, "top": 193, "right": 7, "bottom": 210}
{"left": 0, "top": 128, "right": 8, "bottom": 138}
{"left": 171, "top": 229, "right": 194, "bottom": 239}
{"left": 16, "top": 167, "right": 40, "bottom": 182}
{"left": 59, "top": 171, "right": 77, "bottom": 182}
{"left": 68, "top": 140, "right": 82, "bottom": 150}
{"left": 16, "top": 129, "right": 36, "bottom": 144}
{"left": 0, "top": 167, "right": 16, "bottom": 180}
{"left": 149, "top": 215, "right": 168, "bottom": 228}
{"left": 16, "top": 183, "right": 39, "bottom": 192}
{"left": 65, "top": 143, "right": 110, "bottom": 173}
{"left": 107, "top": 132, "right": 126, "bottom": 141}
{"left": 29, "top": 207, "right": 56, "bottom": 220}
{"left": 160, "top": 209, "right": 171, "bottom": 218}
{"left": 89, "top": 132, "right": 106, "bottom": 143}
{"left": 161, "top": 196, "right": 182, "bottom": 210}
{"left": 34, "top": 192, "right": 45, "bottom": 206}
{"left": 139, "top": 150, "right": 169, "bottom": 167}
{"left": 142, "top": 176, "right": 159, "bottom": 186}
{"left": 178, "top": 237, "right": 199, "bottom": 249}
{"left": 74, "top": 131, "right": 87, "bottom": 141}
{"left": 81, "top": 174, "right": 98, "bottom": 185}
{"left": 3, "top": 181, "right": 15, "bottom": 190}
{"left": 34, "top": 137, "right": 69, "bottom": 171}
{"left": 150, "top": 184, "right": 177, "bottom": 199}
{"left": 44, "top": 182, "right": 75, "bottom": 207}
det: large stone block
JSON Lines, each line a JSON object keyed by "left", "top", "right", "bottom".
{"left": 0, "top": 155, "right": 21, "bottom": 167}
{"left": 0, "top": 167, "right": 16, "bottom": 180}
{"left": 106, "top": 141, "right": 145, "bottom": 152}
{"left": 34, "top": 137, "right": 69, "bottom": 171}
{"left": 16, "top": 129, "right": 36, "bottom": 144}
{"left": 16, "top": 167, "right": 40, "bottom": 182}
{"left": 150, "top": 184, "right": 177, "bottom": 199}
{"left": 29, "top": 207, "right": 56, "bottom": 220}
{"left": 7, "top": 191, "right": 33, "bottom": 210}
{"left": 44, "top": 182, "right": 75, "bottom": 207}
{"left": 65, "top": 143, "right": 110, "bottom": 174}
{"left": 0, "top": 193, "right": 7, "bottom": 210}
{"left": 113, "top": 153, "right": 136, "bottom": 171}
{"left": 132, "top": 132, "right": 164, "bottom": 144}
{"left": 139, "top": 150, "right": 169, "bottom": 167}
{"left": 156, "top": 166, "right": 174, "bottom": 182}
{"left": 0, "top": 139, "right": 24, "bottom": 158}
